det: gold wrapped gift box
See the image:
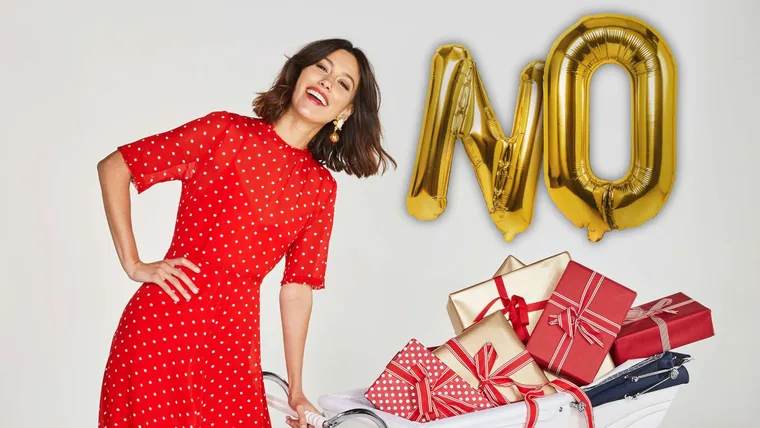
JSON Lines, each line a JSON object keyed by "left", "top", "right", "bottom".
{"left": 432, "top": 311, "right": 555, "bottom": 404}
{"left": 447, "top": 252, "right": 571, "bottom": 336}
{"left": 493, "top": 255, "right": 525, "bottom": 277}
{"left": 446, "top": 252, "right": 616, "bottom": 383}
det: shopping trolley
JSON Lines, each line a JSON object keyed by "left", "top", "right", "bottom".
{"left": 264, "top": 355, "right": 686, "bottom": 428}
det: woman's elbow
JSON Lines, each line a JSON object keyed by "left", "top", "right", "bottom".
{"left": 97, "top": 156, "right": 108, "bottom": 173}
{"left": 97, "top": 150, "right": 131, "bottom": 190}
{"left": 97, "top": 150, "right": 124, "bottom": 174}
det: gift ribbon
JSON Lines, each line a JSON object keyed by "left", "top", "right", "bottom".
{"left": 472, "top": 275, "right": 547, "bottom": 343}
{"left": 548, "top": 306, "right": 603, "bottom": 347}
{"left": 444, "top": 338, "right": 544, "bottom": 427}
{"left": 546, "top": 271, "right": 622, "bottom": 376}
{"left": 443, "top": 338, "right": 596, "bottom": 428}
{"left": 444, "top": 339, "right": 533, "bottom": 405}
{"left": 385, "top": 360, "right": 479, "bottom": 422}
{"left": 548, "top": 378, "right": 595, "bottom": 428}
{"left": 512, "top": 378, "right": 595, "bottom": 428}
{"left": 622, "top": 297, "right": 695, "bottom": 352}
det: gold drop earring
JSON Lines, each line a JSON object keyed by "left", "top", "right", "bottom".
{"left": 329, "top": 115, "right": 346, "bottom": 143}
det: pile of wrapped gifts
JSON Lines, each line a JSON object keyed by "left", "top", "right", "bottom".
{"left": 363, "top": 252, "right": 714, "bottom": 427}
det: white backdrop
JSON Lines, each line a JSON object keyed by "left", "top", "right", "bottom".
{"left": 2, "top": 0, "right": 757, "bottom": 426}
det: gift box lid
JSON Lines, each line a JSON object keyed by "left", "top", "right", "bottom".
{"left": 433, "top": 311, "right": 556, "bottom": 405}
{"left": 447, "top": 252, "right": 571, "bottom": 335}
{"left": 526, "top": 260, "right": 637, "bottom": 385}
{"left": 364, "top": 338, "right": 493, "bottom": 422}
{"left": 494, "top": 255, "right": 524, "bottom": 277}
{"left": 610, "top": 292, "right": 714, "bottom": 365}
{"left": 619, "top": 292, "right": 713, "bottom": 336}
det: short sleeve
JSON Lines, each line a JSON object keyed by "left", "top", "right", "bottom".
{"left": 281, "top": 179, "right": 337, "bottom": 290}
{"left": 117, "top": 111, "right": 234, "bottom": 193}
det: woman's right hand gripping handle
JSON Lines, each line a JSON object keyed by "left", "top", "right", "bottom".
{"left": 97, "top": 149, "right": 201, "bottom": 303}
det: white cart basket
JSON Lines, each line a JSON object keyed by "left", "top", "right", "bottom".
{"left": 264, "top": 358, "right": 681, "bottom": 428}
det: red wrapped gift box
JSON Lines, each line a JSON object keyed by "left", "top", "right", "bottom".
{"left": 364, "top": 338, "right": 492, "bottom": 422}
{"left": 526, "top": 261, "right": 637, "bottom": 385}
{"left": 610, "top": 292, "right": 714, "bottom": 365}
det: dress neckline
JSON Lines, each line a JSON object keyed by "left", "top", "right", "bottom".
{"left": 263, "top": 121, "right": 311, "bottom": 157}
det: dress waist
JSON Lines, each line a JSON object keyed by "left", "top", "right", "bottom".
{"left": 164, "top": 248, "right": 263, "bottom": 282}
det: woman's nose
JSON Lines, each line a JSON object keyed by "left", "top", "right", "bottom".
{"left": 319, "top": 79, "right": 332, "bottom": 91}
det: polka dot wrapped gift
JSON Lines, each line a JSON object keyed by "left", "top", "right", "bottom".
{"left": 364, "top": 338, "right": 492, "bottom": 422}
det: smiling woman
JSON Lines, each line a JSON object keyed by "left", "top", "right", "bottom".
{"left": 253, "top": 39, "right": 396, "bottom": 178}
{"left": 96, "top": 38, "right": 395, "bottom": 428}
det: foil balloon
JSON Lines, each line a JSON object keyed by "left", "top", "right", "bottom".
{"left": 406, "top": 44, "right": 545, "bottom": 242}
{"left": 544, "top": 14, "right": 677, "bottom": 242}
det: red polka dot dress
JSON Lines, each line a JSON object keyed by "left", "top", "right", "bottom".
{"left": 99, "top": 111, "right": 337, "bottom": 427}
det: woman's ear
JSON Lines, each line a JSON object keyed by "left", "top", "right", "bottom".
{"left": 340, "top": 105, "right": 354, "bottom": 120}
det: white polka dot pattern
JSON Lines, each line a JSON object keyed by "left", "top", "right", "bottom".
{"left": 364, "top": 339, "right": 492, "bottom": 422}
{"left": 100, "top": 111, "right": 337, "bottom": 427}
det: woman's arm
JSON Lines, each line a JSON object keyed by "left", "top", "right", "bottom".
{"left": 279, "top": 282, "right": 314, "bottom": 395}
{"left": 280, "top": 282, "right": 320, "bottom": 428}
{"left": 278, "top": 175, "right": 336, "bottom": 427}
{"left": 97, "top": 150, "right": 141, "bottom": 272}
{"left": 97, "top": 150, "right": 199, "bottom": 301}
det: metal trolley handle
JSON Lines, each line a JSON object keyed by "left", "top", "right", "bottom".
{"left": 263, "top": 371, "right": 388, "bottom": 428}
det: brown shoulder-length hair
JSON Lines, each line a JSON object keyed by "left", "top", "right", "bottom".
{"left": 252, "top": 38, "right": 396, "bottom": 178}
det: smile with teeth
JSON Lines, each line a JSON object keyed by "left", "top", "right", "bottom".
{"left": 307, "top": 88, "right": 328, "bottom": 106}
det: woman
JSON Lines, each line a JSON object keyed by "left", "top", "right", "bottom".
{"left": 96, "top": 38, "right": 395, "bottom": 428}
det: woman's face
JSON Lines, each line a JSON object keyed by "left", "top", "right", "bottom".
{"left": 291, "top": 49, "right": 359, "bottom": 126}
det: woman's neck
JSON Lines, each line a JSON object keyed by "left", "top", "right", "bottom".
{"left": 272, "top": 110, "right": 321, "bottom": 150}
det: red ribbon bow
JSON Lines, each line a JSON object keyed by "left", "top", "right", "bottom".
{"left": 443, "top": 338, "right": 597, "bottom": 428}
{"left": 472, "top": 276, "right": 546, "bottom": 343}
{"left": 444, "top": 339, "right": 546, "bottom": 427}
{"left": 548, "top": 306, "right": 604, "bottom": 347}
{"left": 386, "top": 360, "right": 479, "bottom": 422}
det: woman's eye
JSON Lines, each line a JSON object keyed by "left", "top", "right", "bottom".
{"left": 340, "top": 82, "right": 349, "bottom": 90}
{"left": 317, "top": 64, "right": 327, "bottom": 71}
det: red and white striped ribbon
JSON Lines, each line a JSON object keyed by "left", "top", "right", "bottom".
{"left": 433, "top": 337, "right": 597, "bottom": 428}
{"left": 385, "top": 360, "right": 479, "bottom": 422}
{"left": 546, "top": 271, "right": 622, "bottom": 375}
{"left": 623, "top": 297, "right": 694, "bottom": 351}
{"left": 444, "top": 339, "right": 531, "bottom": 403}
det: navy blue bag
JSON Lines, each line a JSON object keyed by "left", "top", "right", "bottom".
{"left": 579, "top": 352, "right": 692, "bottom": 407}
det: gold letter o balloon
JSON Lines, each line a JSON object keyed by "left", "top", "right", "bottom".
{"left": 544, "top": 14, "right": 677, "bottom": 242}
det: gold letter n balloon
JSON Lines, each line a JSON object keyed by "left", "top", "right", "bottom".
{"left": 544, "top": 14, "right": 677, "bottom": 241}
{"left": 406, "top": 45, "right": 545, "bottom": 242}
